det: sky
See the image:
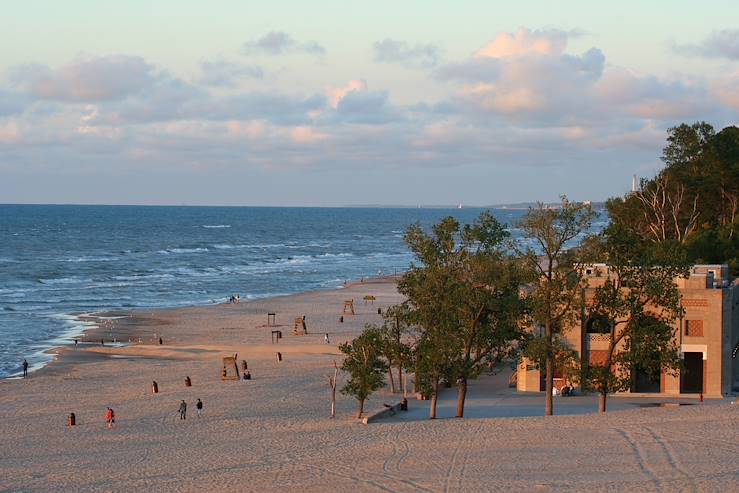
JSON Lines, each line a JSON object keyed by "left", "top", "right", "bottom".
{"left": 1, "top": 1, "right": 738, "bottom": 206}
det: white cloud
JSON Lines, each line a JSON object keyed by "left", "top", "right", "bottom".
{"left": 198, "top": 60, "right": 263, "bottom": 87}
{"left": 674, "top": 29, "right": 739, "bottom": 60}
{"left": 243, "top": 31, "right": 325, "bottom": 56}
{"left": 373, "top": 39, "right": 441, "bottom": 68}
{"left": 9, "top": 55, "right": 157, "bottom": 102}
{"left": 325, "top": 79, "right": 367, "bottom": 108}
{"left": 289, "top": 126, "right": 329, "bottom": 144}
{"left": 440, "top": 27, "right": 605, "bottom": 120}
{"left": 711, "top": 70, "right": 739, "bottom": 109}
{"left": 475, "top": 27, "right": 571, "bottom": 58}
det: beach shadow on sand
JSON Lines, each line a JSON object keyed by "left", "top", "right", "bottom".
{"left": 385, "top": 370, "right": 708, "bottom": 422}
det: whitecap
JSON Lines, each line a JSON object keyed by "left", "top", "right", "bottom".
{"left": 158, "top": 247, "right": 209, "bottom": 254}
{"left": 202, "top": 224, "right": 231, "bottom": 228}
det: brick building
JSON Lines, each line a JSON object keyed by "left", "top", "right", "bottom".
{"left": 517, "top": 264, "right": 739, "bottom": 398}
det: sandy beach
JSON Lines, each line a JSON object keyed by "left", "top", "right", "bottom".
{"left": 1, "top": 278, "right": 737, "bottom": 492}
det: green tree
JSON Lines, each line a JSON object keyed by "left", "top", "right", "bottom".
{"left": 608, "top": 122, "right": 739, "bottom": 273}
{"left": 414, "top": 330, "right": 457, "bottom": 419}
{"left": 522, "top": 333, "right": 581, "bottom": 390}
{"left": 399, "top": 212, "right": 525, "bottom": 418}
{"left": 379, "top": 304, "right": 413, "bottom": 394}
{"left": 339, "top": 326, "right": 388, "bottom": 418}
{"left": 518, "top": 197, "right": 596, "bottom": 416}
{"left": 583, "top": 224, "right": 688, "bottom": 413}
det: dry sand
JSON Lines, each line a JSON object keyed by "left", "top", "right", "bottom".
{"left": 1, "top": 278, "right": 737, "bottom": 492}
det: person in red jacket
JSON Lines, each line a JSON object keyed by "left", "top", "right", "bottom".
{"left": 105, "top": 407, "right": 115, "bottom": 429}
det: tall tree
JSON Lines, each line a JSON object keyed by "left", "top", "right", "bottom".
{"left": 339, "top": 326, "right": 388, "bottom": 418}
{"left": 583, "top": 224, "right": 688, "bottom": 413}
{"left": 518, "top": 197, "right": 596, "bottom": 416}
{"left": 378, "top": 304, "right": 413, "bottom": 394}
{"left": 399, "top": 212, "right": 525, "bottom": 418}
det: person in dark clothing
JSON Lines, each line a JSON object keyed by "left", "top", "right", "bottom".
{"left": 22, "top": 359, "right": 28, "bottom": 378}
{"left": 178, "top": 400, "right": 187, "bottom": 420}
{"left": 196, "top": 398, "right": 203, "bottom": 417}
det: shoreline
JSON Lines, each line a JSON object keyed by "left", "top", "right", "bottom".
{"left": 6, "top": 274, "right": 402, "bottom": 381}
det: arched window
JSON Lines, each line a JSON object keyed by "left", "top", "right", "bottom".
{"left": 585, "top": 314, "right": 610, "bottom": 334}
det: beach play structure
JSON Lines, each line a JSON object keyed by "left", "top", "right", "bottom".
{"left": 293, "top": 316, "right": 307, "bottom": 335}
{"left": 271, "top": 330, "right": 282, "bottom": 343}
{"left": 342, "top": 300, "right": 355, "bottom": 315}
{"left": 363, "top": 295, "right": 376, "bottom": 304}
{"left": 267, "top": 312, "right": 276, "bottom": 326}
{"left": 221, "top": 354, "right": 240, "bottom": 381}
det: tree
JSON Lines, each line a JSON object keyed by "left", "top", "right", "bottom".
{"left": 518, "top": 197, "right": 596, "bottom": 416}
{"left": 378, "top": 304, "right": 413, "bottom": 394}
{"left": 339, "top": 326, "right": 388, "bottom": 418}
{"left": 608, "top": 122, "right": 739, "bottom": 274}
{"left": 522, "top": 333, "right": 581, "bottom": 390}
{"left": 582, "top": 223, "right": 688, "bottom": 413}
{"left": 399, "top": 212, "right": 525, "bottom": 418}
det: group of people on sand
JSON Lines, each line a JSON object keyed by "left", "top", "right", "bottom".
{"left": 226, "top": 294, "right": 240, "bottom": 304}
{"left": 178, "top": 398, "right": 204, "bottom": 419}
{"left": 105, "top": 398, "right": 203, "bottom": 428}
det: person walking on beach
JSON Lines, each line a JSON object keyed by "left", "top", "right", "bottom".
{"left": 178, "top": 400, "right": 187, "bottom": 420}
{"left": 324, "top": 333, "right": 330, "bottom": 344}
{"left": 105, "top": 407, "right": 114, "bottom": 429}
{"left": 196, "top": 398, "right": 203, "bottom": 418}
{"left": 22, "top": 359, "right": 28, "bottom": 377}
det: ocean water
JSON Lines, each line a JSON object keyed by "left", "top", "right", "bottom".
{"left": 0, "top": 205, "right": 607, "bottom": 378}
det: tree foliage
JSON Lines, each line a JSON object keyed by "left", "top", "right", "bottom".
{"left": 518, "top": 196, "right": 597, "bottom": 415}
{"left": 581, "top": 223, "right": 688, "bottom": 412}
{"left": 398, "top": 211, "right": 525, "bottom": 418}
{"left": 339, "top": 326, "right": 388, "bottom": 418}
{"left": 608, "top": 122, "right": 739, "bottom": 274}
{"left": 377, "top": 304, "right": 413, "bottom": 394}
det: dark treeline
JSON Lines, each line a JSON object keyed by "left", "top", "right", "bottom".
{"left": 608, "top": 122, "right": 739, "bottom": 273}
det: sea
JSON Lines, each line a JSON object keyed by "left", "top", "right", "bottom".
{"left": 0, "top": 205, "right": 607, "bottom": 378}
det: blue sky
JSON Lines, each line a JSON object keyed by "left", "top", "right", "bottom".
{"left": 1, "top": 1, "right": 738, "bottom": 205}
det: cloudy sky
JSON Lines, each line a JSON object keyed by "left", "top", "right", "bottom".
{"left": 1, "top": 1, "right": 738, "bottom": 206}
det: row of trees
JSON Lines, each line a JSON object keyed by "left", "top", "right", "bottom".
{"left": 339, "top": 201, "right": 687, "bottom": 418}
{"left": 339, "top": 122, "right": 735, "bottom": 419}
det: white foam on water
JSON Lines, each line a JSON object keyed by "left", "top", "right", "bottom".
{"left": 202, "top": 224, "right": 231, "bottom": 228}
{"left": 158, "top": 247, "right": 210, "bottom": 254}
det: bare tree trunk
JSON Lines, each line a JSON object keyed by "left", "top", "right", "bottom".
{"left": 545, "top": 324, "right": 554, "bottom": 416}
{"left": 545, "top": 356, "right": 554, "bottom": 416}
{"left": 430, "top": 376, "right": 439, "bottom": 419}
{"left": 456, "top": 377, "right": 467, "bottom": 418}
{"left": 388, "top": 367, "right": 396, "bottom": 393}
{"left": 357, "top": 399, "right": 365, "bottom": 419}
{"left": 599, "top": 392, "right": 607, "bottom": 413}
{"left": 397, "top": 365, "right": 403, "bottom": 394}
{"left": 329, "top": 361, "right": 338, "bottom": 418}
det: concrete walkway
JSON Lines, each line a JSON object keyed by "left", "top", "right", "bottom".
{"left": 389, "top": 369, "right": 724, "bottom": 422}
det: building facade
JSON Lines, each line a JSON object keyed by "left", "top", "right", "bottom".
{"left": 517, "top": 264, "right": 739, "bottom": 398}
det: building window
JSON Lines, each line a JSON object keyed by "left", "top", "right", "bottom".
{"left": 685, "top": 320, "right": 703, "bottom": 337}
